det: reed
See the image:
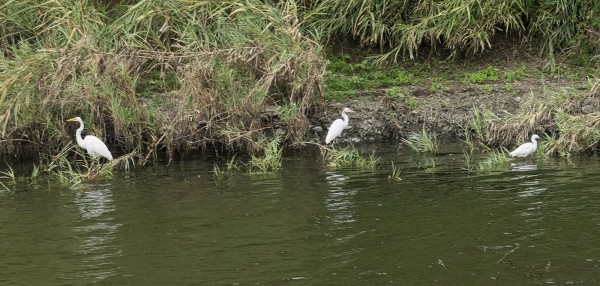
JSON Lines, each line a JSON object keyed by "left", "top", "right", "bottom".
{"left": 402, "top": 126, "right": 438, "bottom": 153}
{"left": 307, "top": 0, "right": 599, "bottom": 67}
{"left": 323, "top": 145, "right": 380, "bottom": 170}
{"left": 387, "top": 161, "right": 402, "bottom": 182}
{"left": 0, "top": 0, "right": 325, "bottom": 160}
{"left": 477, "top": 149, "right": 512, "bottom": 172}
{"left": 250, "top": 135, "right": 283, "bottom": 174}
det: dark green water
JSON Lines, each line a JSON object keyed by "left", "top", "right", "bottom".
{"left": 2, "top": 143, "right": 600, "bottom": 285}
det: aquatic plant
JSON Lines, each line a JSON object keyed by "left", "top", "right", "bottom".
{"left": 466, "top": 86, "right": 600, "bottom": 156}
{"left": 323, "top": 145, "right": 380, "bottom": 170}
{"left": 402, "top": 127, "right": 438, "bottom": 153}
{"left": 477, "top": 149, "right": 512, "bottom": 171}
{"left": 213, "top": 156, "right": 240, "bottom": 180}
{"left": 0, "top": 165, "right": 16, "bottom": 192}
{"left": 250, "top": 135, "right": 283, "bottom": 174}
{"left": 544, "top": 111, "right": 600, "bottom": 156}
{"left": 387, "top": 161, "right": 402, "bottom": 182}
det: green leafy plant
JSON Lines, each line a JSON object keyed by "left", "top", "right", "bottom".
{"left": 402, "top": 127, "right": 438, "bottom": 153}
{"left": 466, "top": 66, "right": 498, "bottom": 83}
{"left": 504, "top": 65, "right": 527, "bottom": 82}
{"left": 478, "top": 149, "right": 512, "bottom": 171}
{"left": 250, "top": 135, "right": 283, "bottom": 174}
{"left": 388, "top": 161, "right": 402, "bottom": 182}
{"left": 323, "top": 145, "right": 380, "bottom": 170}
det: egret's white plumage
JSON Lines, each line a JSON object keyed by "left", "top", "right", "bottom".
{"left": 509, "top": 134, "right": 540, "bottom": 158}
{"left": 325, "top": 107, "right": 354, "bottom": 144}
{"left": 67, "top": 117, "right": 113, "bottom": 160}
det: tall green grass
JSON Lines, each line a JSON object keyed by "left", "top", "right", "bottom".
{"left": 307, "top": 0, "right": 600, "bottom": 66}
{"left": 0, "top": 0, "right": 325, "bottom": 160}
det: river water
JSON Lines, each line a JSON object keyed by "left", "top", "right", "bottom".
{"left": 1, "top": 142, "right": 600, "bottom": 285}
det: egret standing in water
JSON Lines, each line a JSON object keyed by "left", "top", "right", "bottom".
{"left": 67, "top": 117, "right": 113, "bottom": 160}
{"left": 509, "top": 134, "right": 540, "bottom": 158}
{"left": 325, "top": 107, "right": 354, "bottom": 144}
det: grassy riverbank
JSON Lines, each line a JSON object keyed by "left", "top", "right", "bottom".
{"left": 1, "top": 0, "right": 599, "bottom": 164}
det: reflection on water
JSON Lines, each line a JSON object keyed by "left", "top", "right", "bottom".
{"left": 325, "top": 171, "right": 356, "bottom": 226}
{"left": 509, "top": 162, "right": 547, "bottom": 198}
{"left": 67, "top": 188, "right": 122, "bottom": 282}
{"left": 2, "top": 145, "right": 600, "bottom": 285}
{"left": 510, "top": 162, "right": 538, "bottom": 172}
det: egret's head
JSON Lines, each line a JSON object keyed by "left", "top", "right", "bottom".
{"left": 343, "top": 107, "right": 354, "bottom": 113}
{"left": 532, "top": 134, "right": 541, "bottom": 141}
{"left": 67, "top": 117, "right": 82, "bottom": 123}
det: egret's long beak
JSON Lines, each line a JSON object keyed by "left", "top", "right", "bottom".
{"left": 66, "top": 118, "right": 77, "bottom": 122}
{"left": 346, "top": 109, "right": 355, "bottom": 113}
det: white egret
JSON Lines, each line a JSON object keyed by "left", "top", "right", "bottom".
{"left": 67, "top": 117, "right": 113, "bottom": 160}
{"left": 325, "top": 107, "right": 354, "bottom": 144}
{"left": 509, "top": 134, "right": 541, "bottom": 158}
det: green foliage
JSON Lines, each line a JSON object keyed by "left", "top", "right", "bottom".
{"left": 403, "top": 96, "right": 419, "bottom": 109}
{"left": 395, "top": 70, "right": 415, "bottom": 85}
{"left": 250, "top": 135, "right": 283, "bottom": 173}
{"left": 213, "top": 156, "right": 239, "bottom": 180}
{"left": 466, "top": 66, "right": 498, "bottom": 83}
{"left": 324, "top": 145, "right": 379, "bottom": 170}
{"left": 479, "top": 85, "right": 494, "bottom": 93}
{"left": 308, "top": 0, "right": 600, "bottom": 67}
{"left": 325, "top": 55, "right": 419, "bottom": 101}
{"left": 385, "top": 86, "right": 404, "bottom": 98}
{"left": 504, "top": 66, "right": 527, "bottom": 82}
{"left": 0, "top": 0, "right": 326, "bottom": 159}
{"left": 402, "top": 127, "right": 438, "bottom": 153}
{"left": 429, "top": 81, "right": 446, "bottom": 92}
{"left": 478, "top": 149, "right": 512, "bottom": 171}
{"left": 387, "top": 161, "right": 402, "bottom": 182}
{"left": 544, "top": 111, "right": 600, "bottom": 156}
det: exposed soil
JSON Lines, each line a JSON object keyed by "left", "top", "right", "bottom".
{"left": 309, "top": 44, "right": 593, "bottom": 144}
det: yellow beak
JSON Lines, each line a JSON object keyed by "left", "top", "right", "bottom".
{"left": 66, "top": 118, "right": 77, "bottom": 122}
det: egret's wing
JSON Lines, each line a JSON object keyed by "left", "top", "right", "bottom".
{"left": 326, "top": 119, "right": 345, "bottom": 144}
{"left": 509, "top": 142, "right": 533, "bottom": 157}
{"left": 84, "top": 135, "right": 114, "bottom": 160}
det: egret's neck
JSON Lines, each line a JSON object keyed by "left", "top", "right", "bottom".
{"left": 75, "top": 122, "right": 85, "bottom": 148}
{"left": 341, "top": 111, "right": 349, "bottom": 126}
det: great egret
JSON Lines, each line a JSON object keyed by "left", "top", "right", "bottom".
{"left": 325, "top": 107, "right": 354, "bottom": 144}
{"left": 67, "top": 117, "right": 113, "bottom": 160}
{"left": 509, "top": 134, "right": 541, "bottom": 158}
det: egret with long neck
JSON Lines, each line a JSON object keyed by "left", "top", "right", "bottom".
{"left": 509, "top": 134, "right": 540, "bottom": 158}
{"left": 325, "top": 107, "right": 354, "bottom": 144}
{"left": 67, "top": 117, "right": 113, "bottom": 160}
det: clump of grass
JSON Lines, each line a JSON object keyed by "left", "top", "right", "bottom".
{"left": 323, "top": 145, "right": 379, "bottom": 170}
{"left": 388, "top": 161, "right": 402, "bottom": 182}
{"left": 504, "top": 65, "right": 527, "bottom": 82}
{"left": 0, "top": 165, "right": 16, "bottom": 192}
{"left": 466, "top": 86, "right": 600, "bottom": 156}
{"left": 213, "top": 156, "right": 240, "bottom": 180}
{"left": 0, "top": 1, "right": 325, "bottom": 161}
{"left": 478, "top": 149, "right": 512, "bottom": 171}
{"left": 402, "top": 127, "right": 438, "bottom": 153}
{"left": 462, "top": 151, "right": 475, "bottom": 173}
{"left": 41, "top": 143, "right": 137, "bottom": 189}
{"left": 543, "top": 111, "right": 600, "bottom": 156}
{"left": 250, "top": 135, "right": 283, "bottom": 174}
{"left": 466, "top": 66, "right": 498, "bottom": 83}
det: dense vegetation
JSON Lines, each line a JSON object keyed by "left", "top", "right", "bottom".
{"left": 1, "top": 0, "right": 599, "bottom": 163}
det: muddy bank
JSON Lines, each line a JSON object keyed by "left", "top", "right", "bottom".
{"left": 310, "top": 77, "right": 594, "bottom": 145}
